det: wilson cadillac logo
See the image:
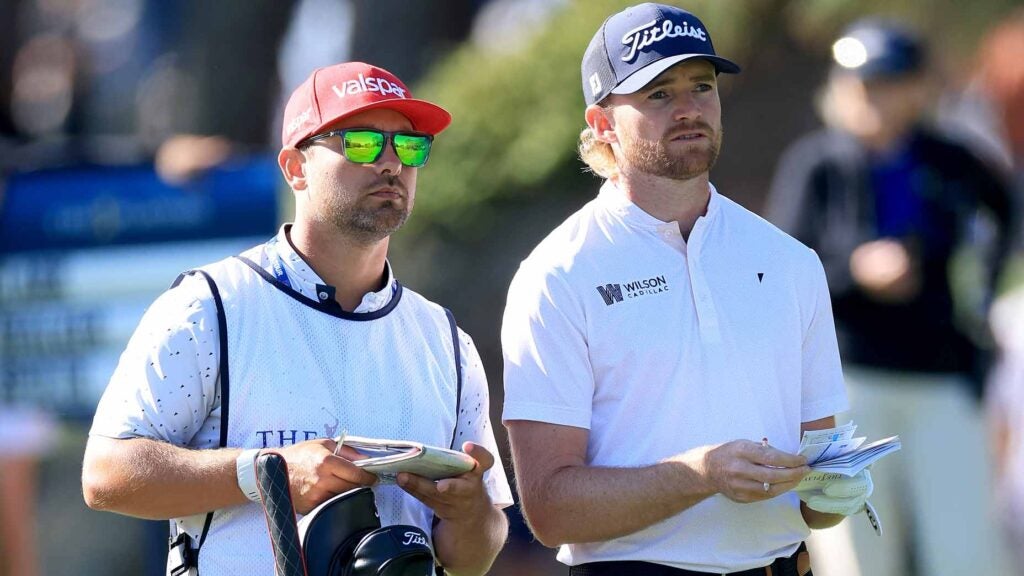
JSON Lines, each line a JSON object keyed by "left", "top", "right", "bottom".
{"left": 596, "top": 274, "right": 669, "bottom": 305}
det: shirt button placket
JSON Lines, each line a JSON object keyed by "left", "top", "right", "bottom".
{"left": 690, "top": 240, "right": 721, "bottom": 342}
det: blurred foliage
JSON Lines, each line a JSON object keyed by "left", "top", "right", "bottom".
{"left": 408, "top": 0, "right": 766, "bottom": 242}
{"left": 407, "top": 0, "right": 1022, "bottom": 244}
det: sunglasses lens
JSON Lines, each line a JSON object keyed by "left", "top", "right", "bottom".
{"left": 343, "top": 131, "right": 385, "bottom": 163}
{"left": 393, "top": 133, "right": 432, "bottom": 167}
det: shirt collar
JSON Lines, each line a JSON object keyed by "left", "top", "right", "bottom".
{"left": 596, "top": 179, "right": 721, "bottom": 232}
{"left": 271, "top": 224, "right": 396, "bottom": 313}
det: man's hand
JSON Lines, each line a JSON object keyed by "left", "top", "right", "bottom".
{"left": 849, "top": 238, "right": 920, "bottom": 302}
{"left": 398, "top": 442, "right": 506, "bottom": 576}
{"left": 702, "top": 440, "right": 810, "bottom": 503}
{"left": 796, "top": 469, "right": 873, "bottom": 516}
{"left": 396, "top": 442, "right": 495, "bottom": 523}
{"left": 275, "top": 438, "right": 378, "bottom": 514}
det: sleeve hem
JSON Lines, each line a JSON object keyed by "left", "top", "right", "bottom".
{"left": 801, "top": 394, "right": 850, "bottom": 423}
{"left": 502, "top": 402, "right": 591, "bottom": 430}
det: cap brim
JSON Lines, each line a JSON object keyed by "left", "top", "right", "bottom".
{"left": 323, "top": 98, "right": 453, "bottom": 136}
{"left": 611, "top": 54, "right": 741, "bottom": 95}
{"left": 833, "top": 61, "right": 920, "bottom": 80}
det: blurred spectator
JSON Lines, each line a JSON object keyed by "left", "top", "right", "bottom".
{"left": 976, "top": 10, "right": 1024, "bottom": 185}
{"left": 0, "top": 406, "right": 58, "bottom": 576}
{"left": 987, "top": 287, "right": 1024, "bottom": 571}
{"left": 766, "top": 18, "right": 1015, "bottom": 576}
{"left": 972, "top": 13, "right": 1024, "bottom": 571}
{"left": 0, "top": 7, "right": 61, "bottom": 567}
{"left": 942, "top": 8, "right": 1024, "bottom": 251}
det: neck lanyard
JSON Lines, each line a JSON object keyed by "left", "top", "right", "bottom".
{"left": 267, "top": 237, "right": 293, "bottom": 289}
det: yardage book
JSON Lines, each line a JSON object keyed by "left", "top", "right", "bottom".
{"left": 795, "top": 421, "right": 901, "bottom": 491}
{"left": 343, "top": 436, "right": 476, "bottom": 483}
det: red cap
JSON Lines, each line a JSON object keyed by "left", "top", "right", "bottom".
{"left": 281, "top": 62, "right": 452, "bottom": 148}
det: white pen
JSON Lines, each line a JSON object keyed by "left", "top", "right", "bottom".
{"left": 333, "top": 429, "right": 348, "bottom": 456}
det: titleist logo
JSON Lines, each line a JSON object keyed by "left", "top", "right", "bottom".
{"left": 621, "top": 19, "right": 707, "bottom": 63}
{"left": 332, "top": 74, "right": 407, "bottom": 99}
{"left": 403, "top": 531, "right": 428, "bottom": 546}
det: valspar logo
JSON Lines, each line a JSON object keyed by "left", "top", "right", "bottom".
{"left": 285, "top": 107, "right": 312, "bottom": 136}
{"left": 332, "top": 74, "right": 407, "bottom": 99}
{"left": 596, "top": 275, "right": 669, "bottom": 305}
{"left": 621, "top": 19, "right": 707, "bottom": 63}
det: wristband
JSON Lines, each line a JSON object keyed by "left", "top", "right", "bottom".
{"left": 235, "top": 448, "right": 262, "bottom": 502}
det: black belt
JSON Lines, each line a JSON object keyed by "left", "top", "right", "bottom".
{"left": 568, "top": 542, "right": 809, "bottom": 576}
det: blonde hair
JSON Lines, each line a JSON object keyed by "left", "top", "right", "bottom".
{"left": 578, "top": 126, "right": 618, "bottom": 178}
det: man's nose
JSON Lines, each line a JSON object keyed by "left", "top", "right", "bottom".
{"left": 375, "top": 137, "right": 403, "bottom": 175}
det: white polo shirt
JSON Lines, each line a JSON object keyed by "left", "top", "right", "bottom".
{"left": 502, "top": 181, "right": 847, "bottom": 572}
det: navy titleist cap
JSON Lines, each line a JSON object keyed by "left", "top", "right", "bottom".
{"left": 581, "top": 2, "right": 740, "bottom": 106}
{"left": 831, "top": 19, "right": 925, "bottom": 79}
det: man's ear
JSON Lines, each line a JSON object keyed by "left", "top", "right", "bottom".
{"left": 278, "top": 147, "right": 308, "bottom": 191}
{"left": 585, "top": 104, "right": 617, "bottom": 144}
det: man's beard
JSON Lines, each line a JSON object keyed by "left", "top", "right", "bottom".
{"left": 622, "top": 123, "right": 722, "bottom": 180}
{"left": 320, "top": 175, "right": 410, "bottom": 244}
{"left": 339, "top": 201, "right": 408, "bottom": 241}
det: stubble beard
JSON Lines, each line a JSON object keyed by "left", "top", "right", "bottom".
{"left": 623, "top": 125, "right": 723, "bottom": 181}
{"left": 319, "top": 178, "right": 411, "bottom": 245}
{"left": 337, "top": 201, "right": 408, "bottom": 243}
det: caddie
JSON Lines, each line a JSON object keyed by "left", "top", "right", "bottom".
{"left": 82, "top": 61, "right": 512, "bottom": 576}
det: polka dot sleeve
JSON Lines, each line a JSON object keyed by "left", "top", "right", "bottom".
{"left": 456, "top": 328, "right": 514, "bottom": 508}
{"left": 89, "top": 274, "right": 220, "bottom": 447}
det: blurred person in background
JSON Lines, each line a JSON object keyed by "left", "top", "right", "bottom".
{"left": 975, "top": 10, "right": 1024, "bottom": 216}
{"left": 946, "top": 8, "right": 1024, "bottom": 271}
{"left": 944, "top": 8, "right": 1024, "bottom": 198}
{"left": 987, "top": 287, "right": 1024, "bottom": 571}
{"left": 502, "top": 4, "right": 874, "bottom": 575}
{"left": 0, "top": 407, "right": 57, "bottom": 576}
{"left": 971, "top": 12, "right": 1024, "bottom": 572}
{"left": 80, "top": 61, "right": 511, "bottom": 576}
{"left": 1, "top": 12, "right": 60, "bottom": 567}
{"left": 766, "top": 18, "right": 1015, "bottom": 576}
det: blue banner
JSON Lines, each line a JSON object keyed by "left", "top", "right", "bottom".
{"left": 0, "top": 156, "right": 280, "bottom": 253}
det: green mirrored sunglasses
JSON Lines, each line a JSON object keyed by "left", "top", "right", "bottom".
{"left": 301, "top": 128, "right": 433, "bottom": 167}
